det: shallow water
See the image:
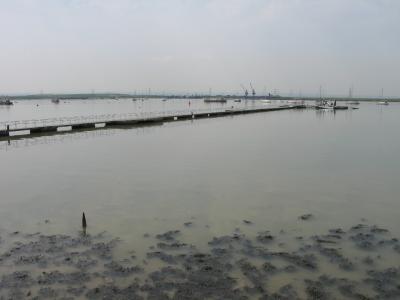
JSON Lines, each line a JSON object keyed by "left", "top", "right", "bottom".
{"left": 0, "top": 99, "right": 399, "bottom": 298}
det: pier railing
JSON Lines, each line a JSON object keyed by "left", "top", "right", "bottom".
{"left": 0, "top": 106, "right": 278, "bottom": 131}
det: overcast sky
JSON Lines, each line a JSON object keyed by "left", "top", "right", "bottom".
{"left": 0, "top": 0, "right": 399, "bottom": 97}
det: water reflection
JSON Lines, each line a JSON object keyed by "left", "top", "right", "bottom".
{"left": 0, "top": 123, "right": 162, "bottom": 151}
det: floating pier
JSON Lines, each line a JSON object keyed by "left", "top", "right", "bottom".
{"left": 0, "top": 105, "right": 304, "bottom": 137}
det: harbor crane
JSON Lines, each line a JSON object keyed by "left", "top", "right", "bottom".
{"left": 240, "top": 84, "right": 249, "bottom": 98}
{"left": 250, "top": 83, "right": 256, "bottom": 97}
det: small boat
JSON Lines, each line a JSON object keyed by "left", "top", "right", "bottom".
{"left": 0, "top": 99, "right": 13, "bottom": 105}
{"left": 51, "top": 98, "right": 60, "bottom": 104}
{"left": 377, "top": 101, "right": 389, "bottom": 105}
{"left": 316, "top": 105, "right": 348, "bottom": 110}
{"left": 316, "top": 100, "right": 348, "bottom": 110}
{"left": 234, "top": 99, "right": 242, "bottom": 102}
{"left": 315, "top": 105, "right": 334, "bottom": 110}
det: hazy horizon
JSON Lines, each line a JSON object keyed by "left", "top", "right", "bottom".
{"left": 1, "top": 0, "right": 399, "bottom": 97}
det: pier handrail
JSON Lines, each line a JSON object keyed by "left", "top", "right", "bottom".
{"left": 0, "top": 105, "right": 290, "bottom": 131}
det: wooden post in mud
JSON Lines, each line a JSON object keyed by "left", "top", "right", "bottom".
{"left": 82, "top": 212, "right": 87, "bottom": 229}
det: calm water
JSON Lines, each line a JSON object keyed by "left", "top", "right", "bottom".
{"left": 0, "top": 99, "right": 399, "bottom": 298}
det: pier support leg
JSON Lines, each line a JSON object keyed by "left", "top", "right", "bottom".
{"left": 0, "top": 131, "right": 9, "bottom": 137}
{"left": 0, "top": 125, "right": 9, "bottom": 137}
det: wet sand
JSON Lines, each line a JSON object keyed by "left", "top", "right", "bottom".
{"left": 0, "top": 216, "right": 399, "bottom": 299}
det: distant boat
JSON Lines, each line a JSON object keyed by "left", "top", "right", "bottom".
{"left": 0, "top": 99, "right": 13, "bottom": 105}
{"left": 316, "top": 100, "right": 348, "bottom": 110}
{"left": 316, "top": 105, "right": 348, "bottom": 110}
{"left": 377, "top": 101, "right": 389, "bottom": 105}
{"left": 315, "top": 105, "right": 334, "bottom": 110}
{"left": 315, "top": 105, "right": 349, "bottom": 110}
{"left": 51, "top": 98, "right": 60, "bottom": 104}
{"left": 204, "top": 97, "right": 227, "bottom": 103}
{"left": 234, "top": 99, "right": 242, "bottom": 102}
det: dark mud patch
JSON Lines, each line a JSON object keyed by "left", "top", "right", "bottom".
{"left": 256, "top": 231, "right": 275, "bottom": 244}
{"left": 0, "top": 222, "right": 399, "bottom": 299}
{"left": 155, "top": 230, "right": 180, "bottom": 242}
{"left": 183, "top": 222, "right": 193, "bottom": 227}
{"left": 104, "top": 261, "right": 143, "bottom": 277}
{"left": 299, "top": 213, "right": 313, "bottom": 221}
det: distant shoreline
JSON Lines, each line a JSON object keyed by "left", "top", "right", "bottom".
{"left": 2, "top": 93, "right": 400, "bottom": 102}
